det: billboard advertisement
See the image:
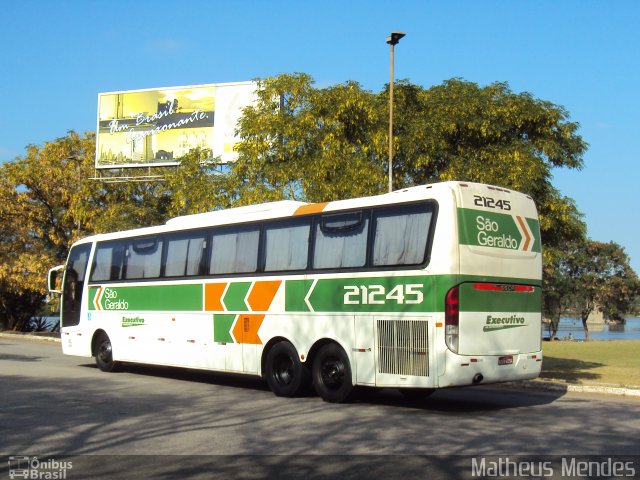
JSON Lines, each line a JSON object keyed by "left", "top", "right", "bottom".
{"left": 96, "top": 81, "right": 257, "bottom": 169}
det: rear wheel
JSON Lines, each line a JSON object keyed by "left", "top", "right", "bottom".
{"left": 94, "top": 332, "right": 118, "bottom": 372}
{"left": 312, "top": 343, "right": 353, "bottom": 403}
{"left": 264, "top": 341, "right": 310, "bottom": 397}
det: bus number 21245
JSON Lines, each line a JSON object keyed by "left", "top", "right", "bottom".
{"left": 343, "top": 284, "right": 424, "bottom": 305}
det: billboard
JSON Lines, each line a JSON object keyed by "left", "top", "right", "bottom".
{"left": 96, "top": 81, "right": 257, "bottom": 169}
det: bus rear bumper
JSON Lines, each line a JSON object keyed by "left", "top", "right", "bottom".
{"left": 438, "top": 350, "right": 543, "bottom": 388}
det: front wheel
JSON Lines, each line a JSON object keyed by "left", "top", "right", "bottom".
{"left": 94, "top": 332, "right": 119, "bottom": 372}
{"left": 264, "top": 341, "right": 310, "bottom": 397}
{"left": 312, "top": 343, "right": 353, "bottom": 403}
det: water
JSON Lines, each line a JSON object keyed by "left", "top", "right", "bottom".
{"left": 543, "top": 317, "right": 640, "bottom": 341}
{"left": 28, "top": 315, "right": 59, "bottom": 332}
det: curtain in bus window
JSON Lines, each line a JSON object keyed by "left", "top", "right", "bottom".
{"left": 313, "top": 218, "right": 368, "bottom": 269}
{"left": 70, "top": 249, "right": 89, "bottom": 282}
{"left": 125, "top": 239, "right": 163, "bottom": 279}
{"left": 373, "top": 209, "right": 432, "bottom": 266}
{"left": 165, "top": 234, "right": 206, "bottom": 277}
{"left": 91, "top": 243, "right": 126, "bottom": 281}
{"left": 264, "top": 222, "right": 310, "bottom": 271}
{"left": 210, "top": 228, "right": 259, "bottom": 274}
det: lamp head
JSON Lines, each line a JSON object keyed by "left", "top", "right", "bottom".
{"left": 386, "top": 31, "right": 406, "bottom": 45}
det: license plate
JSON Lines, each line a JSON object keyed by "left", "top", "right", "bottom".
{"left": 498, "top": 356, "right": 513, "bottom": 366}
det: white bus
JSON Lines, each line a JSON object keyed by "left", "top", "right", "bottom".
{"left": 48, "top": 181, "right": 542, "bottom": 402}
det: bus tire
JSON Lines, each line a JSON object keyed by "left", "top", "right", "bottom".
{"left": 312, "top": 343, "right": 353, "bottom": 403}
{"left": 264, "top": 341, "right": 310, "bottom": 397}
{"left": 94, "top": 332, "right": 118, "bottom": 372}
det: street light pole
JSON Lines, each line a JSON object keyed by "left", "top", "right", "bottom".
{"left": 386, "top": 31, "right": 405, "bottom": 193}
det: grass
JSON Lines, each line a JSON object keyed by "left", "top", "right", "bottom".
{"left": 541, "top": 340, "right": 640, "bottom": 389}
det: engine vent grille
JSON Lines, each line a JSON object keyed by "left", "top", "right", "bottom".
{"left": 377, "top": 319, "right": 429, "bottom": 377}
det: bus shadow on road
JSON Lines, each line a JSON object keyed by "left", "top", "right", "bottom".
{"left": 79, "top": 361, "right": 271, "bottom": 392}
{"left": 0, "top": 352, "right": 45, "bottom": 362}
{"left": 79, "top": 361, "right": 562, "bottom": 411}
{"left": 351, "top": 386, "right": 564, "bottom": 412}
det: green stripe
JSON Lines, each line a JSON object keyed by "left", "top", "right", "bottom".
{"left": 223, "top": 282, "right": 251, "bottom": 311}
{"left": 89, "top": 284, "right": 202, "bottom": 311}
{"left": 459, "top": 282, "right": 541, "bottom": 313}
{"left": 213, "top": 314, "right": 236, "bottom": 343}
{"left": 284, "top": 280, "right": 315, "bottom": 312}
{"left": 285, "top": 275, "right": 541, "bottom": 313}
{"left": 527, "top": 217, "right": 542, "bottom": 253}
{"left": 458, "top": 208, "right": 541, "bottom": 253}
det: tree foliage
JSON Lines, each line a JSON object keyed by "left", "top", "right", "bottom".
{"left": 230, "top": 74, "right": 587, "bottom": 248}
{"left": 0, "top": 133, "right": 226, "bottom": 330}
{"left": 0, "top": 132, "right": 95, "bottom": 330}
{"left": 546, "top": 240, "right": 640, "bottom": 340}
{"left": 542, "top": 246, "right": 575, "bottom": 340}
{"left": 229, "top": 73, "right": 386, "bottom": 204}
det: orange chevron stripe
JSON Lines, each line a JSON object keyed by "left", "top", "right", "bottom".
{"left": 93, "top": 287, "right": 103, "bottom": 310}
{"left": 247, "top": 280, "right": 281, "bottom": 311}
{"left": 232, "top": 314, "right": 265, "bottom": 345}
{"left": 204, "top": 283, "right": 227, "bottom": 311}
{"left": 294, "top": 202, "right": 329, "bottom": 216}
{"left": 516, "top": 216, "right": 531, "bottom": 251}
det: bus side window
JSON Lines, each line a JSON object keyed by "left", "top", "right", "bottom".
{"left": 210, "top": 227, "right": 260, "bottom": 275}
{"left": 125, "top": 237, "right": 163, "bottom": 279}
{"left": 264, "top": 219, "right": 311, "bottom": 272}
{"left": 313, "top": 211, "right": 369, "bottom": 269}
{"left": 90, "top": 241, "right": 127, "bottom": 282}
{"left": 165, "top": 231, "right": 207, "bottom": 277}
{"left": 372, "top": 205, "right": 433, "bottom": 266}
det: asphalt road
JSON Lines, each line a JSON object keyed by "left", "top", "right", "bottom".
{"left": 1, "top": 336, "right": 639, "bottom": 478}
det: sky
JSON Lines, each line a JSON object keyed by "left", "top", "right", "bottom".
{"left": 1, "top": 0, "right": 638, "bottom": 272}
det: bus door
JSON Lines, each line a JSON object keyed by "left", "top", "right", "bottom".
{"left": 60, "top": 243, "right": 92, "bottom": 354}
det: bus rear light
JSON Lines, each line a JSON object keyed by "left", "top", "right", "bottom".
{"left": 473, "top": 283, "right": 535, "bottom": 293}
{"left": 445, "top": 286, "right": 459, "bottom": 353}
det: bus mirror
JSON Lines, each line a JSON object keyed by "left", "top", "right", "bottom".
{"left": 48, "top": 265, "right": 65, "bottom": 294}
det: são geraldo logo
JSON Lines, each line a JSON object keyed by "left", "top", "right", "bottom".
{"left": 93, "top": 287, "right": 129, "bottom": 310}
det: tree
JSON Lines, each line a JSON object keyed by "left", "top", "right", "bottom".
{"left": 0, "top": 132, "right": 227, "bottom": 330}
{"left": 0, "top": 132, "right": 95, "bottom": 330}
{"left": 542, "top": 246, "right": 575, "bottom": 340}
{"left": 230, "top": 74, "right": 587, "bottom": 248}
{"left": 229, "top": 73, "right": 386, "bottom": 205}
{"left": 386, "top": 78, "right": 588, "bottom": 248}
{"left": 564, "top": 240, "right": 640, "bottom": 340}
{"left": 162, "top": 148, "right": 231, "bottom": 216}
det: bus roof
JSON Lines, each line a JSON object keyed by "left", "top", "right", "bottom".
{"left": 74, "top": 181, "right": 533, "bottom": 244}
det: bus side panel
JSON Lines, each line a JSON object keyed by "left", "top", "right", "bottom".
{"left": 354, "top": 315, "right": 376, "bottom": 385}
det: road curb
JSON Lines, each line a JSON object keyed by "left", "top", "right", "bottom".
{"left": 501, "top": 379, "right": 640, "bottom": 398}
{"left": 0, "top": 331, "right": 61, "bottom": 343}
